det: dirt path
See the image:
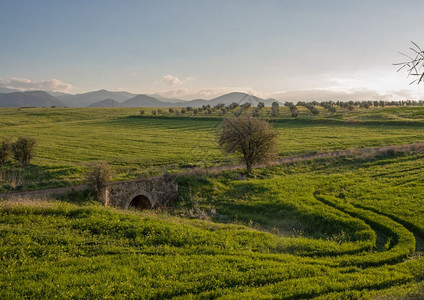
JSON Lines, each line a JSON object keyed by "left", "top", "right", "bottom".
{"left": 1, "top": 142, "right": 423, "bottom": 200}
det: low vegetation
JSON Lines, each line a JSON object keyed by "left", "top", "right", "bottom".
{"left": 1, "top": 151, "right": 423, "bottom": 298}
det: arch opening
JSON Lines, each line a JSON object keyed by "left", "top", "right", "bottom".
{"left": 129, "top": 195, "right": 152, "bottom": 210}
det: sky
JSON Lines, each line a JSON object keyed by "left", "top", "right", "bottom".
{"left": 0, "top": 0, "right": 423, "bottom": 100}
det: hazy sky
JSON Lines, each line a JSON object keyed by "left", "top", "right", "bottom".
{"left": 1, "top": 0, "right": 423, "bottom": 99}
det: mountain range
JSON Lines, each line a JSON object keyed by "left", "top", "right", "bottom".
{"left": 0, "top": 87, "right": 400, "bottom": 108}
{"left": 0, "top": 89, "right": 280, "bottom": 108}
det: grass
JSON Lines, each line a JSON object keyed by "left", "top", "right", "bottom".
{"left": 0, "top": 106, "right": 424, "bottom": 191}
{"left": 1, "top": 151, "right": 424, "bottom": 298}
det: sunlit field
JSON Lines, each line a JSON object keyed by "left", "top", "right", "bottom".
{"left": 1, "top": 151, "right": 423, "bottom": 298}
{"left": 0, "top": 106, "right": 423, "bottom": 191}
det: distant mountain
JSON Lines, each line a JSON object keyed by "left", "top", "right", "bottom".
{"left": 121, "top": 94, "right": 169, "bottom": 107}
{"left": 0, "top": 89, "right": 281, "bottom": 108}
{"left": 47, "top": 91, "right": 72, "bottom": 97}
{"left": 149, "top": 94, "right": 185, "bottom": 104}
{"left": 0, "top": 91, "right": 64, "bottom": 107}
{"left": 0, "top": 87, "right": 20, "bottom": 93}
{"left": 171, "top": 92, "right": 279, "bottom": 107}
{"left": 88, "top": 99, "right": 122, "bottom": 107}
{"left": 57, "top": 89, "right": 136, "bottom": 107}
{"left": 173, "top": 98, "right": 209, "bottom": 107}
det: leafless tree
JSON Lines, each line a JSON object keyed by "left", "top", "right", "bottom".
{"left": 394, "top": 41, "right": 424, "bottom": 84}
{"left": 218, "top": 117, "right": 279, "bottom": 174}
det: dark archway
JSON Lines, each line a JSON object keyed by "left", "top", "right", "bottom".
{"left": 129, "top": 195, "right": 152, "bottom": 210}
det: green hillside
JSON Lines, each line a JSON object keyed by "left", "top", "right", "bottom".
{"left": 1, "top": 152, "right": 423, "bottom": 298}
{"left": 1, "top": 107, "right": 424, "bottom": 192}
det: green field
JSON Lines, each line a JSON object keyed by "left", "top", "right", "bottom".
{"left": 1, "top": 106, "right": 424, "bottom": 298}
{"left": 1, "top": 151, "right": 423, "bottom": 298}
{"left": 1, "top": 106, "right": 424, "bottom": 191}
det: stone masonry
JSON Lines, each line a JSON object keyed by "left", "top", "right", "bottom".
{"left": 102, "top": 175, "right": 178, "bottom": 209}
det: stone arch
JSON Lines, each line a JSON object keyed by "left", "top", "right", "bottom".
{"left": 129, "top": 195, "right": 151, "bottom": 210}
{"left": 125, "top": 191, "right": 155, "bottom": 209}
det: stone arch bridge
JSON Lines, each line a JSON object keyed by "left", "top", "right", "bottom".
{"left": 102, "top": 175, "right": 178, "bottom": 209}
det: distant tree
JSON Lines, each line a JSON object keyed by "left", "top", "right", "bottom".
{"left": 290, "top": 109, "right": 299, "bottom": 118}
{"left": 11, "top": 137, "right": 37, "bottom": 167}
{"left": 271, "top": 101, "right": 280, "bottom": 117}
{"left": 241, "top": 102, "right": 251, "bottom": 110}
{"left": 218, "top": 117, "right": 279, "bottom": 174}
{"left": 157, "top": 109, "right": 163, "bottom": 114}
{"left": 257, "top": 102, "right": 265, "bottom": 109}
{"left": 394, "top": 41, "right": 424, "bottom": 84}
{"left": 233, "top": 108, "right": 243, "bottom": 117}
{"left": 0, "top": 139, "right": 11, "bottom": 165}
{"left": 139, "top": 109, "right": 145, "bottom": 115}
{"left": 152, "top": 110, "right": 157, "bottom": 115}
{"left": 169, "top": 108, "right": 174, "bottom": 114}
{"left": 86, "top": 162, "right": 112, "bottom": 201}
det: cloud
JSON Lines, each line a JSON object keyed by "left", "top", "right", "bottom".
{"left": 0, "top": 77, "right": 74, "bottom": 93}
{"left": 154, "top": 74, "right": 195, "bottom": 87}
{"left": 269, "top": 88, "right": 421, "bottom": 102}
{"left": 159, "top": 74, "right": 183, "bottom": 86}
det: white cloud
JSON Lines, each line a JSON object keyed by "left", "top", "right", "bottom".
{"left": 154, "top": 74, "right": 195, "bottom": 87}
{"left": 0, "top": 77, "right": 74, "bottom": 93}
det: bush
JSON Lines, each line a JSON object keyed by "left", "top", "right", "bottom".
{"left": 11, "top": 137, "right": 37, "bottom": 167}
{"left": 140, "top": 110, "right": 145, "bottom": 115}
{"left": 86, "top": 162, "right": 112, "bottom": 201}
{"left": 0, "top": 139, "right": 11, "bottom": 165}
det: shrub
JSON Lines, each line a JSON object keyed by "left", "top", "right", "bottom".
{"left": 0, "top": 139, "right": 11, "bottom": 165}
{"left": 140, "top": 110, "right": 145, "bottom": 115}
{"left": 11, "top": 137, "right": 37, "bottom": 167}
{"left": 86, "top": 162, "right": 112, "bottom": 201}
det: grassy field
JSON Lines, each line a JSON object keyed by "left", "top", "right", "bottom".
{"left": 0, "top": 106, "right": 423, "bottom": 191}
{"left": 1, "top": 151, "right": 423, "bottom": 298}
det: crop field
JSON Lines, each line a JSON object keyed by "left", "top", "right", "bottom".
{"left": 0, "top": 107, "right": 424, "bottom": 191}
{"left": 1, "top": 150, "right": 424, "bottom": 298}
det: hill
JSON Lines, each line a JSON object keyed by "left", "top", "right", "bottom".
{"left": 0, "top": 87, "right": 20, "bottom": 93}
{"left": 0, "top": 91, "right": 64, "bottom": 107}
{"left": 121, "top": 94, "right": 169, "bottom": 107}
{"left": 57, "top": 89, "right": 136, "bottom": 107}
{"left": 173, "top": 92, "right": 279, "bottom": 107}
{"left": 88, "top": 99, "right": 121, "bottom": 107}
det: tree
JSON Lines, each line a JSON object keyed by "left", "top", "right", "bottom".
{"left": 218, "top": 117, "right": 279, "bottom": 174}
{"left": 394, "top": 41, "right": 424, "bottom": 84}
{"left": 86, "top": 162, "right": 112, "bottom": 201}
{"left": 271, "top": 101, "right": 280, "bottom": 117}
{"left": 0, "top": 139, "right": 11, "bottom": 165}
{"left": 11, "top": 137, "right": 37, "bottom": 167}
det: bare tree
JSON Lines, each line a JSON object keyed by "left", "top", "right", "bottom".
{"left": 394, "top": 41, "right": 424, "bottom": 84}
{"left": 218, "top": 117, "right": 279, "bottom": 174}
